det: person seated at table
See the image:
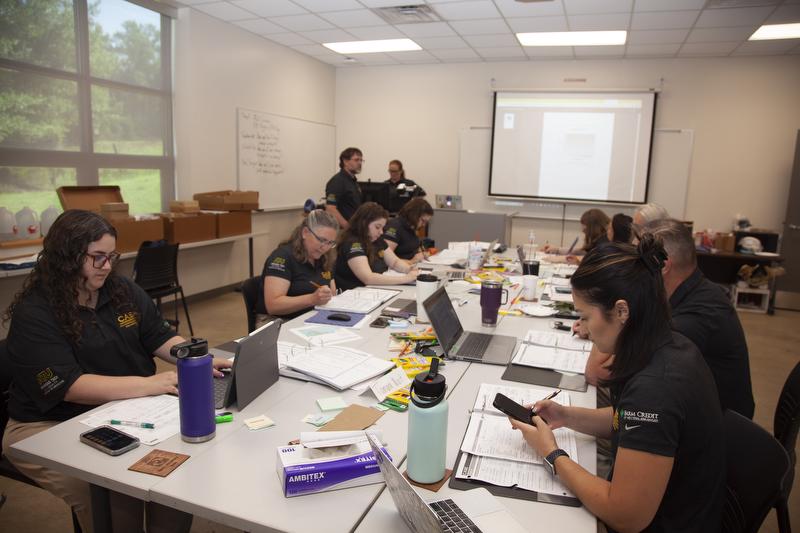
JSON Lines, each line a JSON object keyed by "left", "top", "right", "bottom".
{"left": 385, "top": 159, "right": 426, "bottom": 197}
{"left": 543, "top": 208, "right": 610, "bottom": 263}
{"left": 607, "top": 213, "right": 634, "bottom": 244}
{"left": 1, "top": 209, "right": 231, "bottom": 533}
{"left": 633, "top": 202, "right": 669, "bottom": 226}
{"left": 262, "top": 209, "right": 339, "bottom": 321}
{"left": 383, "top": 198, "right": 433, "bottom": 264}
{"left": 335, "top": 202, "right": 419, "bottom": 291}
{"left": 510, "top": 235, "right": 724, "bottom": 533}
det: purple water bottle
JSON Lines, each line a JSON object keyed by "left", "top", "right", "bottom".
{"left": 171, "top": 338, "right": 215, "bottom": 443}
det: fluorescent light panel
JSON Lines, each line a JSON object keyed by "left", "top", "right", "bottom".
{"left": 323, "top": 38, "right": 421, "bottom": 54}
{"left": 517, "top": 31, "right": 627, "bottom": 47}
{"left": 749, "top": 23, "right": 800, "bottom": 41}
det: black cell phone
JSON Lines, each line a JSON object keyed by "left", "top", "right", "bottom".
{"left": 370, "top": 316, "right": 390, "bottom": 328}
{"left": 80, "top": 426, "right": 140, "bottom": 456}
{"left": 493, "top": 393, "right": 533, "bottom": 424}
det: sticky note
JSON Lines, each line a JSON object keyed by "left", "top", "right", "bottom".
{"left": 302, "top": 413, "right": 335, "bottom": 427}
{"left": 244, "top": 414, "right": 275, "bottom": 430}
{"left": 317, "top": 396, "right": 348, "bottom": 411}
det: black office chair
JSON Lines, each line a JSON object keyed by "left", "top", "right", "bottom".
{"left": 722, "top": 409, "right": 790, "bottom": 533}
{"left": 241, "top": 276, "right": 272, "bottom": 334}
{"left": 132, "top": 241, "right": 194, "bottom": 336}
{"left": 774, "top": 362, "right": 800, "bottom": 533}
{"left": 0, "top": 339, "right": 82, "bottom": 532}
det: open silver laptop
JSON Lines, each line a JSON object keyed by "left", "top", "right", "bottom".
{"left": 367, "top": 433, "right": 526, "bottom": 533}
{"left": 422, "top": 287, "right": 516, "bottom": 365}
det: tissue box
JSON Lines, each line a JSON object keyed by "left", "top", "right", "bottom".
{"left": 276, "top": 440, "right": 389, "bottom": 497}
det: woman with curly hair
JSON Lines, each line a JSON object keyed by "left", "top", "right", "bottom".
{"left": 383, "top": 197, "right": 433, "bottom": 264}
{"left": 261, "top": 209, "right": 339, "bottom": 320}
{"left": 334, "top": 202, "right": 418, "bottom": 291}
{"left": 2, "top": 209, "right": 230, "bottom": 533}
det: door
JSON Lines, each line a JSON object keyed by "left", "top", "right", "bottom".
{"left": 776, "top": 130, "right": 800, "bottom": 310}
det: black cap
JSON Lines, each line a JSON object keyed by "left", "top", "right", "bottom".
{"left": 417, "top": 273, "right": 439, "bottom": 283}
{"left": 411, "top": 358, "right": 446, "bottom": 399}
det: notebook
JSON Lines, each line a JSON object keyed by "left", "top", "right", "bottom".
{"left": 316, "top": 287, "right": 401, "bottom": 314}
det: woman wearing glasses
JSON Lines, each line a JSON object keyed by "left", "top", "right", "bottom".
{"left": 262, "top": 209, "right": 339, "bottom": 319}
{"left": 335, "top": 202, "right": 418, "bottom": 291}
{"left": 2, "top": 209, "right": 230, "bottom": 533}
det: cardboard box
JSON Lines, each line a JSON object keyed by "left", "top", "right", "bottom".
{"left": 56, "top": 186, "right": 164, "bottom": 252}
{"left": 193, "top": 190, "right": 259, "bottom": 211}
{"left": 714, "top": 232, "right": 735, "bottom": 253}
{"left": 160, "top": 213, "right": 216, "bottom": 244}
{"left": 215, "top": 211, "right": 251, "bottom": 238}
{"left": 169, "top": 200, "right": 200, "bottom": 214}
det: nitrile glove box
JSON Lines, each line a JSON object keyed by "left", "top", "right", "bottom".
{"left": 276, "top": 440, "right": 390, "bottom": 497}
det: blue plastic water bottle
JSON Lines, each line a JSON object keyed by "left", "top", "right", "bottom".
{"left": 172, "top": 338, "right": 215, "bottom": 443}
{"left": 407, "top": 358, "right": 448, "bottom": 484}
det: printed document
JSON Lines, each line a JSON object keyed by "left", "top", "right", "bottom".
{"left": 455, "top": 452, "right": 574, "bottom": 497}
{"left": 316, "top": 287, "right": 400, "bottom": 314}
{"left": 80, "top": 395, "right": 180, "bottom": 446}
{"left": 289, "top": 324, "right": 361, "bottom": 346}
{"left": 284, "top": 345, "right": 394, "bottom": 391}
{"left": 524, "top": 330, "right": 592, "bottom": 352}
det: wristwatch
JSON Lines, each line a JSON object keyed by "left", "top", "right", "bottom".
{"left": 544, "top": 449, "right": 569, "bottom": 476}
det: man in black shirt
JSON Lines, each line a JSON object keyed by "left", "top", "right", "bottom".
{"left": 645, "top": 218, "right": 755, "bottom": 418}
{"left": 325, "top": 147, "right": 363, "bottom": 230}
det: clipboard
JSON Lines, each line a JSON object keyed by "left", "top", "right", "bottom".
{"left": 501, "top": 364, "right": 588, "bottom": 393}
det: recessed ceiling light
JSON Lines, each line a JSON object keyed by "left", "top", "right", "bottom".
{"left": 749, "top": 23, "right": 800, "bottom": 41}
{"left": 323, "top": 39, "right": 421, "bottom": 54}
{"left": 516, "top": 31, "right": 627, "bottom": 47}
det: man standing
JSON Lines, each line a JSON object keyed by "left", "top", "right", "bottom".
{"left": 325, "top": 147, "right": 363, "bottom": 230}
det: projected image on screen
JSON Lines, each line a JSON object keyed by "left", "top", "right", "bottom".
{"left": 490, "top": 92, "right": 656, "bottom": 204}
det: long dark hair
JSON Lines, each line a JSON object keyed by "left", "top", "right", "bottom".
{"left": 340, "top": 202, "right": 388, "bottom": 266}
{"left": 282, "top": 209, "right": 339, "bottom": 271}
{"left": 610, "top": 213, "right": 634, "bottom": 244}
{"left": 580, "top": 208, "right": 610, "bottom": 252}
{"left": 3, "top": 209, "right": 132, "bottom": 347}
{"left": 570, "top": 234, "right": 671, "bottom": 397}
{"left": 398, "top": 197, "right": 433, "bottom": 229}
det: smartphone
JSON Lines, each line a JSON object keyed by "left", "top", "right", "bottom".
{"left": 370, "top": 316, "right": 390, "bottom": 328}
{"left": 80, "top": 426, "right": 140, "bottom": 456}
{"left": 493, "top": 393, "right": 533, "bottom": 424}
{"left": 554, "top": 286, "right": 573, "bottom": 294}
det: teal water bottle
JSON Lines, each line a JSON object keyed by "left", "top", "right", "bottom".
{"left": 407, "top": 358, "right": 448, "bottom": 484}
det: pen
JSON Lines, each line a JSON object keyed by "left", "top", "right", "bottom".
{"left": 110, "top": 419, "right": 155, "bottom": 429}
{"left": 565, "top": 236, "right": 580, "bottom": 255}
{"left": 310, "top": 281, "right": 328, "bottom": 289}
{"left": 531, "top": 389, "right": 561, "bottom": 417}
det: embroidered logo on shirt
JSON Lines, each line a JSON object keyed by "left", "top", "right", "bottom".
{"left": 327, "top": 193, "right": 336, "bottom": 202}
{"left": 616, "top": 408, "right": 660, "bottom": 430}
{"left": 385, "top": 227, "right": 398, "bottom": 237}
{"left": 117, "top": 312, "right": 139, "bottom": 328}
{"left": 36, "top": 368, "right": 64, "bottom": 396}
{"left": 349, "top": 242, "right": 363, "bottom": 255}
{"left": 378, "top": 250, "right": 385, "bottom": 258}
{"left": 321, "top": 271, "right": 332, "bottom": 280}
{"left": 269, "top": 256, "right": 287, "bottom": 272}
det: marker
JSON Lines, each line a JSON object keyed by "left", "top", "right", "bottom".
{"left": 110, "top": 419, "right": 155, "bottom": 429}
{"left": 215, "top": 413, "right": 233, "bottom": 424}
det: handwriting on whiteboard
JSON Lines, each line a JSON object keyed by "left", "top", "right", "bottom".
{"left": 239, "top": 110, "right": 284, "bottom": 176}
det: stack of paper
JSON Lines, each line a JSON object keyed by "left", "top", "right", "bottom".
{"left": 316, "top": 287, "right": 400, "bottom": 314}
{"left": 510, "top": 331, "right": 591, "bottom": 374}
{"left": 80, "top": 395, "right": 180, "bottom": 445}
{"left": 280, "top": 343, "right": 394, "bottom": 391}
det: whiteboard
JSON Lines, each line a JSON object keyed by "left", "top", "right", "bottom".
{"left": 237, "top": 107, "right": 336, "bottom": 209}
{"left": 458, "top": 127, "right": 693, "bottom": 220}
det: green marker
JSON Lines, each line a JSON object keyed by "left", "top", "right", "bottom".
{"left": 110, "top": 419, "right": 155, "bottom": 429}
{"left": 215, "top": 413, "right": 233, "bottom": 424}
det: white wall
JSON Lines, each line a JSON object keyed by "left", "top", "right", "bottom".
{"left": 335, "top": 56, "right": 800, "bottom": 233}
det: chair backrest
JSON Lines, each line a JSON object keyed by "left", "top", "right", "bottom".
{"left": 722, "top": 410, "right": 790, "bottom": 533}
{"left": 240, "top": 276, "right": 264, "bottom": 333}
{"left": 774, "top": 362, "right": 800, "bottom": 458}
{"left": 0, "top": 339, "right": 11, "bottom": 435}
{"left": 132, "top": 241, "right": 180, "bottom": 292}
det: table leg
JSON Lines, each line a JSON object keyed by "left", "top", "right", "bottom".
{"left": 90, "top": 483, "right": 112, "bottom": 533}
{"left": 248, "top": 237, "right": 254, "bottom": 278}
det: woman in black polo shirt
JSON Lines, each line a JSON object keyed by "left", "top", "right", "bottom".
{"left": 383, "top": 197, "right": 433, "bottom": 264}
{"left": 262, "top": 209, "right": 339, "bottom": 319}
{"left": 509, "top": 236, "right": 725, "bottom": 533}
{"left": 335, "top": 202, "right": 418, "bottom": 291}
{"left": 543, "top": 208, "right": 610, "bottom": 262}
{"left": 1, "top": 210, "right": 231, "bottom": 533}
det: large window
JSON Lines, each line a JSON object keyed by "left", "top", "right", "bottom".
{"left": 0, "top": 0, "right": 174, "bottom": 216}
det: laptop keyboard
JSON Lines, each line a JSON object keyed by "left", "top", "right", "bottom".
{"left": 448, "top": 271, "right": 466, "bottom": 280}
{"left": 456, "top": 333, "right": 493, "bottom": 358}
{"left": 430, "top": 499, "right": 482, "bottom": 533}
{"left": 213, "top": 375, "right": 231, "bottom": 408}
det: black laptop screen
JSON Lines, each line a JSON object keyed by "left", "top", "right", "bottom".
{"left": 423, "top": 287, "right": 463, "bottom": 353}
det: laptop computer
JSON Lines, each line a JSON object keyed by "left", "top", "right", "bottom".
{"left": 212, "top": 319, "right": 282, "bottom": 410}
{"left": 422, "top": 287, "right": 516, "bottom": 365}
{"left": 366, "top": 433, "right": 526, "bottom": 533}
{"left": 382, "top": 298, "right": 417, "bottom": 318}
{"left": 479, "top": 239, "right": 498, "bottom": 269}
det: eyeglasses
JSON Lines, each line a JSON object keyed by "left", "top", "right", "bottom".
{"left": 307, "top": 227, "right": 336, "bottom": 248}
{"left": 86, "top": 252, "right": 120, "bottom": 268}
{"left": 388, "top": 169, "right": 401, "bottom": 174}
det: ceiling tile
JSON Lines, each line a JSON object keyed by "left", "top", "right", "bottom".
{"left": 431, "top": 1, "right": 502, "bottom": 20}
{"left": 450, "top": 19, "right": 511, "bottom": 35}
{"left": 506, "top": 16, "right": 569, "bottom": 33}
{"left": 631, "top": 10, "right": 700, "bottom": 30}
{"left": 358, "top": 0, "right": 416, "bottom": 7}
{"left": 413, "top": 36, "right": 470, "bottom": 49}
{"left": 678, "top": 41, "right": 738, "bottom": 55}
{"left": 174, "top": 0, "right": 218, "bottom": 5}
{"left": 232, "top": 18, "right": 287, "bottom": 35}
{"left": 573, "top": 44, "right": 626, "bottom": 57}
{"left": 318, "top": 9, "right": 386, "bottom": 28}
{"left": 349, "top": 52, "right": 400, "bottom": 64}
{"left": 524, "top": 46, "right": 574, "bottom": 57}
{"left": 346, "top": 26, "right": 405, "bottom": 40}
{"left": 291, "top": 0, "right": 363, "bottom": 12}
{"left": 299, "top": 29, "right": 356, "bottom": 43}
{"left": 733, "top": 39, "right": 800, "bottom": 55}
{"left": 290, "top": 43, "right": 340, "bottom": 56}
{"left": 268, "top": 13, "right": 335, "bottom": 31}
{"left": 265, "top": 32, "right": 315, "bottom": 46}
{"left": 563, "top": 0, "right": 633, "bottom": 15}
{"left": 476, "top": 46, "right": 526, "bottom": 58}
{"left": 766, "top": 4, "right": 800, "bottom": 23}
{"left": 567, "top": 13, "right": 630, "bottom": 30}
{"left": 463, "top": 33, "right": 518, "bottom": 47}
{"left": 494, "top": 0, "right": 566, "bottom": 18}
{"left": 430, "top": 48, "right": 481, "bottom": 59}
{"left": 625, "top": 43, "right": 681, "bottom": 56}
{"left": 628, "top": 29, "right": 689, "bottom": 44}
{"left": 694, "top": 6, "right": 773, "bottom": 28}
{"left": 387, "top": 50, "right": 440, "bottom": 63}
{"left": 634, "top": 0, "right": 706, "bottom": 12}
{"left": 399, "top": 22, "right": 457, "bottom": 37}
{"left": 192, "top": 2, "right": 255, "bottom": 21}
{"left": 686, "top": 26, "right": 757, "bottom": 43}
{"left": 315, "top": 55, "right": 352, "bottom": 66}
{"left": 230, "top": 0, "right": 306, "bottom": 17}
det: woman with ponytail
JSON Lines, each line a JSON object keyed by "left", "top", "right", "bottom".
{"left": 508, "top": 235, "right": 725, "bottom": 533}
